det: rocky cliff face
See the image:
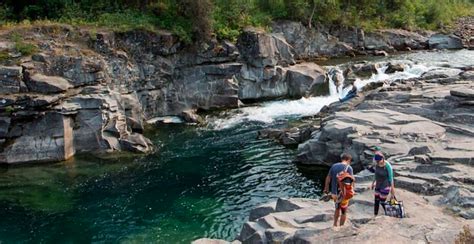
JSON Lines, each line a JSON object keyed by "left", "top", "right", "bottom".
{"left": 0, "top": 22, "right": 466, "bottom": 164}
{"left": 0, "top": 24, "right": 327, "bottom": 164}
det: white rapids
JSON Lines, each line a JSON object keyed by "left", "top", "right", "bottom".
{"left": 207, "top": 50, "right": 473, "bottom": 130}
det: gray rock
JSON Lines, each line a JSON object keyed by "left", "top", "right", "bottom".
{"left": 395, "top": 176, "right": 438, "bottom": 195}
{"left": 0, "top": 117, "right": 10, "bottom": 138}
{"left": 428, "top": 34, "right": 463, "bottom": 49}
{"left": 354, "top": 169, "right": 374, "bottom": 182}
{"left": 257, "top": 129, "right": 285, "bottom": 140}
{"left": 0, "top": 66, "right": 22, "bottom": 94}
{"left": 409, "top": 146, "right": 432, "bottom": 155}
{"left": 237, "top": 65, "right": 288, "bottom": 101}
{"left": 385, "top": 62, "right": 406, "bottom": 74}
{"left": 379, "top": 29, "right": 428, "bottom": 50}
{"left": 265, "top": 229, "right": 291, "bottom": 243}
{"left": 286, "top": 63, "right": 328, "bottom": 98}
{"left": 249, "top": 202, "right": 276, "bottom": 221}
{"left": 25, "top": 74, "right": 73, "bottom": 94}
{"left": 0, "top": 112, "right": 75, "bottom": 164}
{"left": 120, "top": 133, "right": 153, "bottom": 153}
{"left": 422, "top": 68, "right": 463, "bottom": 79}
{"left": 181, "top": 110, "right": 204, "bottom": 124}
{"left": 450, "top": 88, "right": 474, "bottom": 99}
{"left": 414, "top": 155, "right": 431, "bottom": 164}
{"left": 271, "top": 21, "right": 353, "bottom": 59}
{"left": 237, "top": 27, "right": 295, "bottom": 68}
{"left": 275, "top": 198, "right": 315, "bottom": 212}
{"left": 374, "top": 50, "right": 389, "bottom": 56}
{"left": 239, "top": 222, "right": 266, "bottom": 243}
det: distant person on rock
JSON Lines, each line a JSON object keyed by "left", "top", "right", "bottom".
{"left": 370, "top": 151, "right": 396, "bottom": 217}
{"left": 339, "top": 85, "right": 358, "bottom": 103}
{"left": 323, "top": 153, "right": 355, "bottom": 229}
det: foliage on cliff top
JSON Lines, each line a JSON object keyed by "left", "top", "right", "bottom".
{"left": 1, "top": 0, "right": 473, "bottom": 43}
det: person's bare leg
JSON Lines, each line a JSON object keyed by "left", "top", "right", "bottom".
{"left": 340, "top": 211, "right": 347, "bottom": 226}
{"left": 333, "top": 208, "right": 340, "bottom": 227}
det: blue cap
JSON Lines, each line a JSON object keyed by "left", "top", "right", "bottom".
{"left": 374, "top": 154, "right": 384, "bottom": 161}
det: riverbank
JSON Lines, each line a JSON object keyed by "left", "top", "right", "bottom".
{"left": 1, "top": 18, "right": 472, "bottom": 164}
{"left": 194, "top": 53, "right": 474, "bottom": 243}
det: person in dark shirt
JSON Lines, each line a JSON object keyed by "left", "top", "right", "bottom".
{"left": 323, "top": 153, "right": 354, "bottom": 228}
{"left": 339, "top": 85, "right": 358, "bottom": 103}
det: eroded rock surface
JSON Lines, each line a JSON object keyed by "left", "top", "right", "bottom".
{"left": 195, "top": 187, "right": 472, "bottom": 244}
{"left": 0, "top": 21, "right": 469, "bottom": 164}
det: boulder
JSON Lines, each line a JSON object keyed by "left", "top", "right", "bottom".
{"left": 25, "top": 74, "right": 73, "bottom": 94}
{"left": 275, "top": 198, "right": 316, "bottom": 212}
{"left": 0, "top": 66, "right": 22, "bottom": 94}
{"left": 237, "top": 65, "right": 288, "bottom": 101}
{"left": 120, "top": 133, "right": 153, "bottom": 153}
{"left": 374, "top": 50, "right": 389, "bottom": 56}
{"left": 350, "top": 63, "right": 380, "bottom": 77}
{"left": 408, "top": 146, "right": 432, "bottom": 155}
{"left": 385, "top": 62, "right": 406, "bottom": 74}
{"left": 249, "top": 202, "right": 276, "bottom": 221}
{"left": 0, "top": 117, "right": 10, "bottom": 138}
{"left": 429, "top": 34, "right": 463, "bottom": 49}
{"left": 271, "top": 21, "right": 353, "bottom": 59}
{"left": 450, "top": 88, "right": 474, "bottom": 99}
{"left": 40, "top": 55, "right": 107, "bottom": 87}
{"left": 379, "top": 29, "right": 428, "bottom": 50}
{"left": 238, "top": 222, "right": 267, "bottom": 243}
{"left": 181, "top": 109, "right": 204, "bottom": 124}
{"left": 0, "top": 112, "right": 75, "bottom": 164}
{"left": 237, "top": 28, "right": 295, "bottom": 68}
{"left": 364, "top": 32, "right": 393, "bottom": 51}
{"left": 285, "top": 63, "right": 328, "bottom": 98}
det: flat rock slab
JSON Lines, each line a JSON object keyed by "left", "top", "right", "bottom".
{"left": 221, "top": 186, "right": 472, "bottom": 244}
{"left": 451, "top": 88, "right": 474, "bottom": 99}
{"left": 26, "top": 74, "right": 73, "bottom": 94}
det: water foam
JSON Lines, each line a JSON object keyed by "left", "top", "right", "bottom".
{"left": 207, "top": 60, "right": 435, "bottom": 130}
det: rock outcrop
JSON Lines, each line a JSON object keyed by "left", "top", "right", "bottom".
{"left": 272, "top": 21, "right": 462, "bottom": 61}
{"left": 293, "top": 67, "right": 474, "bottom": 220}
{"left": 195, "top": 187, "right": 472, "bottom": 243}
{"left": 428, "top": 34, "right": 464, "bottom": 49}
{"left": 0, "top": 21, "right": 469, "bottom": 164}
{"left": 194, "top": 64, "right": 474, "bottom": 244}
{"left": 236, "top": 28, "right": 330, "bottom": 101}
{"left": 0, "top": 27, "right": 244, "bottom": 164}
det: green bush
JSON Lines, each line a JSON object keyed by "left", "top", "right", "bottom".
{"left": 1, "top": 0, "right": 473, "bottom": 42}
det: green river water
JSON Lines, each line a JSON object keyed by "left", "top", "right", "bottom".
{"left": 0, "top": 122, "right": 325, "bottom": 243}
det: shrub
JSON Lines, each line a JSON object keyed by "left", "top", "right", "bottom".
{"left": 10, "top": 33, "right": 38, "bottom": 56}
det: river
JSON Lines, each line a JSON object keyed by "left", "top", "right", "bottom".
{"left": 0, "top": 50, "right": 472, "bottom": 243}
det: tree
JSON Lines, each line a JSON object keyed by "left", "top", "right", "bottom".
{"left": 178, "top": 0, "right": 213, "bottom": 42}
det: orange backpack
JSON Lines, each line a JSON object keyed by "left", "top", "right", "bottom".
{"left": 337, "top": 165, "right": 355, "bottom": 200}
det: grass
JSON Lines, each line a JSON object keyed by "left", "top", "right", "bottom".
{"left": 10, "top": 32, "right": 38, "bottom": 56}
{"left": 62, "top": 10, "right": 194, "bottom": 44}
{"left": 0, "top": 50, "right": 9, "bottom": 61}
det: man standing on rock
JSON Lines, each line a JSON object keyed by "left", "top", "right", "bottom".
{"left": 323, "top": 153, "right": 355, "bottom": 229}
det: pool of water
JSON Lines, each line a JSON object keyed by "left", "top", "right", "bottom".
{"left": 0, "top": 122, "right": 325, "bottom": 243}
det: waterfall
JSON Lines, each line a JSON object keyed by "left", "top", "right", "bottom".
{"left": 207, "top": 54, "right": 444, "bottom": 130}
